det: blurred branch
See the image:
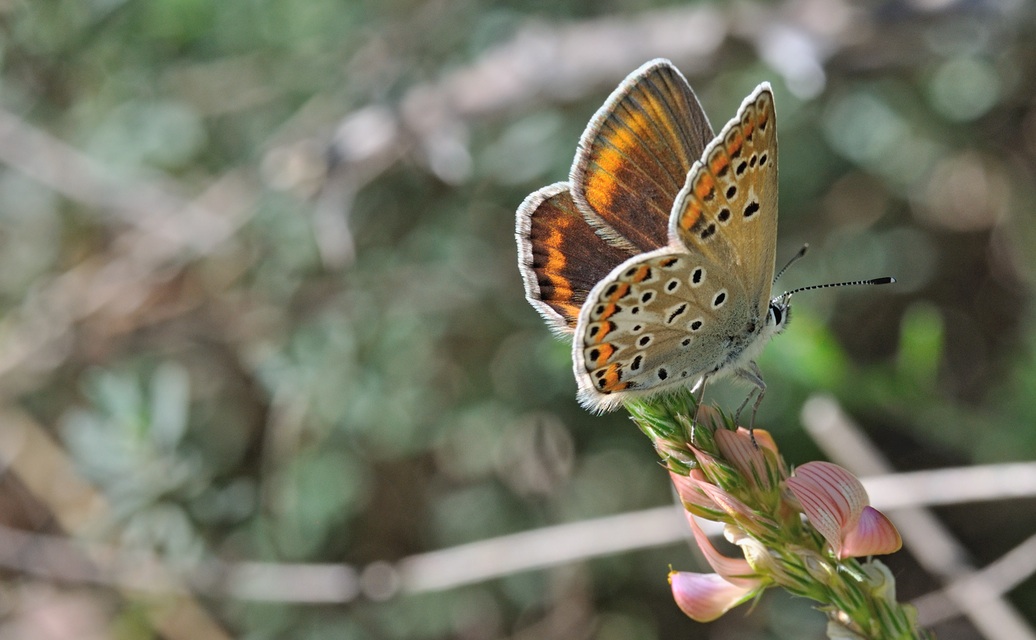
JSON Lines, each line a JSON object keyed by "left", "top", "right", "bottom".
{"left": 911, "top": 531, "right": 1036, "bottom": 628}
{"left": 0, "top": 106, "right": 241, "bottom": 235}
{"left": 280, "top": 0, "right": 857, "bottom": 268}
{"left": 0, "top": 407, "right": 233, "bottom": 639}
{"left": 803, "top": 395, "right": 1036, "bottom": 640}
{"left": 276, "top": 4, "right": 731, "bottom": 267}
{"left": 0, "top": 108, "right": 257, "bottom": 394}
{"left": 0, "top": 111, "right": 257, "bottom": 637}
{"left": 1, "top": 439, "right": 1034, "bottom": 606}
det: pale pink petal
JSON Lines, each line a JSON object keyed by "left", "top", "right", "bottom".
{"left": 685, "top": 512, "right": 759, "bottom": 587}
{"left": 655, "top": 440, "right": 696, "bottom": 468}
{"left": 715, "top": 428, "right": 770, "bottom": 490}
{"left": 670, "top": 470, "right": 722, "bottom": 515}
{"left": 669, "top": 571, "right": 757, "bottom": 622}
{"left": 698, "top": 481, "right": 758, "bottom": 524}
{"left": 694, "top": 405, "right": 724, "bottom": 430}
{"left": 840, "top": 506, "right": 902, "bottom": 559}
{"left": 787, "top": 461, "right": 869, "bottom": 555}
{"left": 688, "top": 445, "right": 728, "bottom": 484}
{"left": 751, "top": 429, "right": 780, "bottom": 456}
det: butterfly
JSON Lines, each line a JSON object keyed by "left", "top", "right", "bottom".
{"left": 516, "top": 58, "right": 791, "bottom": 417}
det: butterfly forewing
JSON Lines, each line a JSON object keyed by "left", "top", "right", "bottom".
{"left": 670, "top": 84, "right": 779, "bottom": 317}
{"left": 516, "top": 183, "right": 636, "bottom": 333}
{"left": 572, "top": 59, "right": 715, "bottom": 254}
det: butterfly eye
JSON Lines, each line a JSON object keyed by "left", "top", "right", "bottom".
{"left": 770, "top": 304, "right": 784, "bottom": 326}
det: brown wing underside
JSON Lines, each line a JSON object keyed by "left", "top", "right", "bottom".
{"left": 572, "top": 60, "right": 715, "bottom": 254}
{"left": 517, "top": 183, "right": 635, "bottom": 332}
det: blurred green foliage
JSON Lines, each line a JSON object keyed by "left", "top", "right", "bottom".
{"left": 2, "top": 0, "right": 1036, "bottom": 638}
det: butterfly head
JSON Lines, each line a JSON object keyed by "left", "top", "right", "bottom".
{"left": 767, "top": 296, "right": 791, "bottom": 337}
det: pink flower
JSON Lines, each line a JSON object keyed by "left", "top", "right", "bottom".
{"left": 714, "top": 427, "right": 779, "bottom": 492}
{"left": 670, "top": 571, "right": 757, "bottom": 622}
{"left": 669, "top": 469, "right": 724, "bottom": 517}
{"left": 786, "top": 461, "right": 901, "bottom": 559}
{"left": 669, "top": 513, "right": 765, "bottom": 621}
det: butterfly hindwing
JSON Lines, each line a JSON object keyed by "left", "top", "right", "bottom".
{"left": 516, "top": 182, "right": 636, "bottom": 334}
{"left": 572, "top": 249, "right": 760, "bottom": 412}
{"left": 571, "top": 59, "right": 715, "bottom": 254}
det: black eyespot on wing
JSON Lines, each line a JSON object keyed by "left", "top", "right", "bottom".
{"left": 641, "top": 292, "right": 654, "bottom": 303}
{"left": 692, "top": 268, "right": 704, "bottom": 284}
{"left": 759, "top": 153, "right": 768, "bottom": 166}
{"left": 736, "top": 161, "right": 748, "bottom": 175}
{"left": 744, "top": 201, "right": 760, "bottom": 218}
{"left": 631, "top": 355, "right": 643, "bottom": 371}
{"left": 657, "top": 368, "right": 668, "bottom": 380}
{"left": 667, "top": 304, "right": 687, "bottom": 324}
{"left": 681, "top": 337, "right": 692, "bottom": 347}
{"left": 666, "top": 279, "right": 680, "bottom": 292}
{"left": 725, "top": 186, "right": 737, "bottom": 199}
{"left": 713, "top": 291, "right": 726, "bottom": 307}
{"left": 690, "top": 319, "right": 703, "bottom": 331}
{"left": 699, "top": 223, "right": 716, "bottom": 240}
{"left": 718, "top": 208, "right": 730, "bottom": 222}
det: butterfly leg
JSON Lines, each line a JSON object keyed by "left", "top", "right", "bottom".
{"left": 734, "top": 361, "right": 767, "bottom": 437}
{"left": 692, "top": 374, "right": 709, "bottom": 407}
{"left": 689, "top": 375, "right": 710, "bottom": 441}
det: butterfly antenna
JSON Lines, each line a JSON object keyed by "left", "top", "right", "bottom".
{"left": 780, "top": 276, "right": 896, "bottom": 300}
{"left": 774, "top": 244, "right": 809, "bottom": 284}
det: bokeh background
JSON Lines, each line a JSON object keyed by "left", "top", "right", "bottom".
{"left": 2, "top": 0, "right": 1036, "bottom": 638}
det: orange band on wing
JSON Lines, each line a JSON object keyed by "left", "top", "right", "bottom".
{"left": 589, "top": 320, "right": 617, "bottom": 343}
{"left": 542, "top": 227, "right": 572, "bottom": 297}
{"left": 590, "top": 343, "right": 616, "bottom": 366}
{"left": 631, "top": 264, "right": 651, "bottom": 283}
{"left": 694, "top": 173, "right": 715, "bottom": 200}
{"left": 608, "top": 283, "right": 631, "bottom": 301}
{"left": 597, "top": 363, "right": 629, "bottom": 393}
{"left": 584, "top": 112, "right": 649, "bottom": 212}
{"left": 709, "top": 153, "right": 729, "bottom": 176}
{"left": 680, "top": 200, "right": 703, "bottom": 230}
{"left": 727, "top": 130, "right": 744, "bottom": 157}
